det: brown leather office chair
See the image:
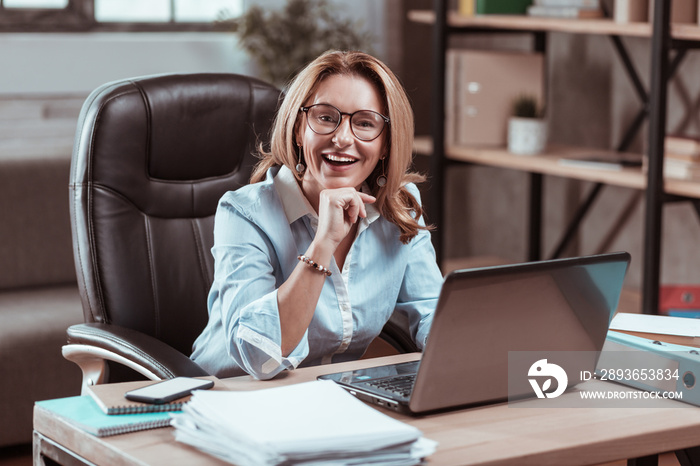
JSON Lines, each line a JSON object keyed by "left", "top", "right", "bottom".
{"left": 63, "top": 73, "right": 416, "bottom": 391}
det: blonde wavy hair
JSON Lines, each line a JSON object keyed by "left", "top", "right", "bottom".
{"left": 251, "top": 50, "right": 428, "bottom": 243}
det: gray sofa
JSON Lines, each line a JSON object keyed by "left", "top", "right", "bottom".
{"left": 0, "top": 96, "right": 84, "bottom": 447}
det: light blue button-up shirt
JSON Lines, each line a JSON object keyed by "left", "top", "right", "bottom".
{"left": 191, "top": 165, "right": 443, "bottom": 380}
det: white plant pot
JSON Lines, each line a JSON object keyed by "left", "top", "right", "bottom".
{"left": 507, "top": 117, "right": 547, "bottom": 155}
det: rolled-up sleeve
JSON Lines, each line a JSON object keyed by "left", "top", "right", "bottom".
{"left": 208, "top": 196, "right": 308, "bottom": 380}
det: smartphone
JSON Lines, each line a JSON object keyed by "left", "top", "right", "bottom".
{"left": 125, "top": 377, "right": 214, "bottom": 404}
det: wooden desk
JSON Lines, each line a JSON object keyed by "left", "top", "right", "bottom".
{"left": 34, "top": 353, "right": 700, "bottom": 466}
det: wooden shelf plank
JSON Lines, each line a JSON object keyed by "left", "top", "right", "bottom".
{"left": 414, "top": 136, "right": 700, "bottom": 200}
{"left": 408, "top": 10, "right": 700, "bottom": 41}
{"left": 665, "top": 178, "right": 700, "bottom": 199}
{"left": 448, "top": 143, "right": 646, "bottom": 189}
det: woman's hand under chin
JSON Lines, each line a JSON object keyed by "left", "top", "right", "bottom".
{"left": 314, "top": 187, "right": 376, "bottom": 253}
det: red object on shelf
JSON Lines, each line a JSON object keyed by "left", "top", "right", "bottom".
{"left": 659, "top": 285, "right": 700, "bottom": 311}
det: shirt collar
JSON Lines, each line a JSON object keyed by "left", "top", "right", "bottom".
{"left": 273, "top": 164, "right": 381, "bottom": 226}
{"left": 274, "top": 165, "right": 316, "bottom": 225}
{"left": 361, "top": 185, "right": 380, "bottom": 224}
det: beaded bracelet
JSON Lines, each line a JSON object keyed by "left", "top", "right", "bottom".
{"left": 298, "top": 255, "right": 332, "bottom": 277}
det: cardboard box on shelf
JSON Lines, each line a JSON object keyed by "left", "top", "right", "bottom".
{"left": 445, "top": 49, "right": 544, "bottom": 148}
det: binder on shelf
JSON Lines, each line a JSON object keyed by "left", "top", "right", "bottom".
{"left": 661, "top": 135, "right": 700, "bottom": 179}
{"left": 476, "top": 0, "right": 533, "bottom": 14}
{"left": 664, "top": 160, "right": 700, "bottom": 181}
{"left": 534, "top": 0, "right": 599, "bottom": 6}
{"left": 557, "top": 153, "right": 643, "bottom": 171}
{"left": 614, "top": 0, "right": 648, "bottom": 23}
{"left": 664, "top": 153, "right": 700, "bottom": 164}
{"left": 597, "top": 331, "right": 700, "bottom": 407}
{"left": 527, "top": 5, "right": 603, "bottom": 18}
{"left": 459, "top": 0, "right": 475, "bottom": 16}
{"left": 665, "top": 135, "right": 700, "bottom": 158}
{"left": 445, "top": 49, "right": 544, "bottom": 148}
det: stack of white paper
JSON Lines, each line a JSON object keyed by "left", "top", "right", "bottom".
{"left": 172, "top": 380, "right": 436, "bottom": 465}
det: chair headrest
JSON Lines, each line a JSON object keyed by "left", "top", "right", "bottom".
{"left": 72, "top": 73, "right": 281, "bottom": 218}
{"left": 137, "top": 74, "right": 276, "bottom": 181}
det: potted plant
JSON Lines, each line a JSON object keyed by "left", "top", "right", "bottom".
{"left": 219, "top": 0, "right": 375, "bottom": 87}
{"left": 507, "top": 94, "right": 547, "bottom": 155}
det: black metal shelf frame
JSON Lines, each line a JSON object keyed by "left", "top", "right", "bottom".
{"left": 427, "top": 0, "right": 700, "bottom": 315}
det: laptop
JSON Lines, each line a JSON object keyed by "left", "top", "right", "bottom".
{"left": 318, "top": 252, "right": 631, "bottom": 415}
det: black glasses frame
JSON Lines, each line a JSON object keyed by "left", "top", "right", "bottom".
{"left": 299, "top": 104, "right": 390, "bottom": 141}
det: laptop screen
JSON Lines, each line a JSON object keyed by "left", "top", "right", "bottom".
{"left": 410, "top": 252, "right": 630, "bottom": 412}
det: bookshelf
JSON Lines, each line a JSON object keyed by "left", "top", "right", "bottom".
{"left": 413, "top": 0, "right": 698, "bottom": 314}
{"left": 409, "top": 9, "right": 700, "bottom": 41}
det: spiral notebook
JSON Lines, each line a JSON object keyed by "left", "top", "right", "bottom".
{"left": 35, "top": 396, "right": 174, "bottom": 437}
{"left": 85, "top": 375, "right": 224, "bottom": 415}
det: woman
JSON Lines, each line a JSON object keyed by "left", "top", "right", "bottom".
{"left": 191, "top": 50, "right": 443, "bottom": 379}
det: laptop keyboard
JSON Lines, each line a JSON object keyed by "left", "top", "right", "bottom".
{"left": 364, "top": 374, "right": 416, "bottom": 399}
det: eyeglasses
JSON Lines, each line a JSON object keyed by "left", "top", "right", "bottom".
{"left": 300, "top": 104, "right": 390, "bottom": 142}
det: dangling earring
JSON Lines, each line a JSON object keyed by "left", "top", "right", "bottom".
{"left": 296, "top": 145, "right": 306, "bottom": 174}
{"left": 376, "top": 156, "right": 387, "bottom": 187}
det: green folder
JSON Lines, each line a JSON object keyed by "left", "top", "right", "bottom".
{"left": 36, "top": 396, "right": 177, "bottom": 437}
{"left": 476, "top": 0, "right": 533, "bottom": 14}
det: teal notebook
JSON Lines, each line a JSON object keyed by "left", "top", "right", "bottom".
{"left": 36, "top": 396, "right": 177, "bottom": 437}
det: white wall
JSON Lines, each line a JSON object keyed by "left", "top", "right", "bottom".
{"left": 0, "top": 0, "right": 389, "bottom": 96}
{"left": 0, "top": 32, "right": 249, "bottom": 95}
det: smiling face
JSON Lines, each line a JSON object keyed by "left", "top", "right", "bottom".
{"left": 296, "top": 73, "right": 387, "bottom": 211}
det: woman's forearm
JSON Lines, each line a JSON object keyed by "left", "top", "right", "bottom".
{"left": 276, "top": 240, "right": 334, "bottom": 356}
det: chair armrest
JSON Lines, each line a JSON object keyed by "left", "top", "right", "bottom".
{"left": 64, "top": 323, "right": 209, "bottom": 390}
{"left": 379, "top": 319, "right": 419, "bottom": 354}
